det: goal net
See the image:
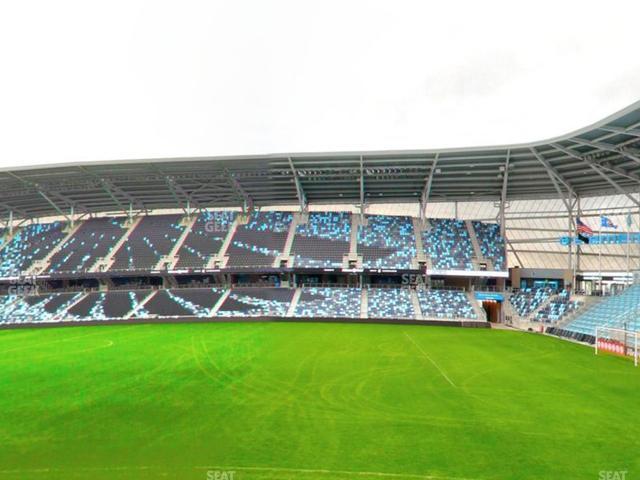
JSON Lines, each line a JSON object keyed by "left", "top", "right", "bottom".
{"left": 595, "top": 325, "right": 639, "bottom": 367}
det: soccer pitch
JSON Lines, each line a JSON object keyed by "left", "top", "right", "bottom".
{"left": 0, "top": 322, "right": 638, "bottom": 480}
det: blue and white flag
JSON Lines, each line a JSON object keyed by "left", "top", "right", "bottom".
{"left": 600, "top": 216, "right": 618, "bottom": 229}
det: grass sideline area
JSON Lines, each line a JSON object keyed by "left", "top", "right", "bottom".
{"left": 0, "top": 322, "right": 638, "bottom": 480}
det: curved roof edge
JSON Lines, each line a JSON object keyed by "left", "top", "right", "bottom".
{"left": 0, "top": 100, "right": 639, "bottom": 220}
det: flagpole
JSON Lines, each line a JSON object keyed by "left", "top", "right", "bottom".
{"left": 627, "top": 211, "right": 631, "bottom": 287}
{"left": 598, "top": 225, "right": 602, "bottom": 295}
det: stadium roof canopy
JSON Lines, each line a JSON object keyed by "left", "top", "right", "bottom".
{"left": 2, "top": 101, "right": 640, "bottom": 220}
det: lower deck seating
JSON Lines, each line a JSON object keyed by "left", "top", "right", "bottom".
{"left": 535, "top": 290, "right": 581, "bottom": 323}
{"left": 510, "top": 287, "right": 552, "bottom": 317}
{"left": 66, "top": 291, "right": 151, "bottom": 320}
{"left": 141, "top": 288, "right": 225, "bottom": 317}
{"left": 216, "top": 288, "right": 293, "bottom": 317}
{"left": 0, "top": 292, "right": 83, "bottom": 324}
{"left": 367, "top": 288, "right": 416, "bottom": 319}
{"left": 564, "top": 285, "right": 640, "bottom": 336}
{"left": 0, "top": 286, "right": 489, "bottom": 324}
{"left": 417, "top": 289, "right": 476, "bottom": 319}
{"left": 294, "top": 287, "right": 362, "bottom": 318}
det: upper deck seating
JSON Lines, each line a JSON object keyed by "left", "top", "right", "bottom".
{"left": 110, "top": 215, "right": 185, "bottom": 271}
{"left": 226, "top": 212, "right": 293, "bottom": 268}
{"left": 47, "top": 217, "right": 128, "bottom": 273}
{"left": 292, "top": 212, "right": 351, "bottom": 268}
{"left": 216, "top": 288, "right": 293, "bottom": 317}
{"left": 564, "top": 285, "right": 640, "bottom": 336}
{"left": 417, "top": 289, "right": 476, "bottom": 319}
{"left": 422, "top": 219, "right": 474, "bottom": 270}
{"left": 472, "top": 221, "right": 506, "bottom": 270}
{"left": 294, "top": 287, "right": 362, "bottom": 318}
{"left": 358, "top": 215, "right": 416, "bottom": 269}
{"left": 0, "top": 222, "right": 68, "bottom": 277}
{"left": 175, "top": 211, "right": 236, "bottom": 268}
{"left": 367, "top": 288, "right": 417, "bottom": 319}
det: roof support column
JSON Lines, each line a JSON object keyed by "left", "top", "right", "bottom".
{"left": 567, "top": 194, "right": 577, "bottom": 287}
{"left": 288, "top": 157, "right": 307, "bottom": 213}
{"left": 225, "top": 170, "right": 253, "bottom": 214}
{"left": 499, "top": 150, "right": 510, "bottom": 238}
{"left": 38, "top": 190, "right": 72, "bottom": 223}
{"left": 420, "top": 154, "right": 438, "bottom": 221}
{"left": 359, "top": 155, "right": 365, "bottom": 219}
{"left": 530, "top": 147, "right": 577, "bottom": 282}
{"left": 551, "top": 143, "right": 640, "bottom": 208}
{"left": 576, "top": 195, "right": 582, "bottom": 279}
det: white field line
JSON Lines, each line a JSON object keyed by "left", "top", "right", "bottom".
{"left": 0, "top": 464, "right": 484, "bottom": 480}
{"left": 196, "top": 464, "right": 483, "bottom": 479}
{"left": 403, "top": 331, "right": 457, "bottom": 388}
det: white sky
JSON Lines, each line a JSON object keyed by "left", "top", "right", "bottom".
{"left": 1, "top": 0, "right": 639, "bottom": 169}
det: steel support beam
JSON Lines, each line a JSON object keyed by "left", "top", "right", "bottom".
{"left": 150, "top": 164, "right": 193, "bottom": 214}
{"left": 0, "top": 202, "right": 29, "bottom": 220}
{"left": 6, "top": 171, "right": 79, "bottom": 220}
{"left": 506, "top": 238, "right": 525, "bottom": 268}
{"left": 569, "top": 138, "right": 640, "bottom": 166}
{"left": 530, "top": 147, "right": 577, "bottom": 272}
{"left": 359, "top": 155, "right": 365, "bottom": 217}
{"left": 76, "top": 166, "right": 128, "bottom": 212}
{"left": 598, "top": 126, "right": 640, "bottom": 138}
{"left": 420, "top": 154, "right": 438, "bottom": 220}
{"left": 551, "top": 143, "right": 640, "bottom": 207}
{"left": 288, "top": 157, "right": 307, "bottom": 212}
{"left": 499, "top": 150, "right": 510, "bottom": 238}
{"left": 225, "top": 170, "right": 253, "bottom": 212}
{"left": 529, "top": 148, "right": 575, "bottom": 211}
{"left": 37, "top": 190, "right": 71, "bottom": 221}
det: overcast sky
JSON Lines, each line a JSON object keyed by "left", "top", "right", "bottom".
{"left": 1, "top": 0, "right": 639, "bottom": 169}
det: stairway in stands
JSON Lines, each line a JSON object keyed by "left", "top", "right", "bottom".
{"left": 412, "top": 218, "right": 431, "bottom": 270}
{"left": 209, "top": 215, "right": 243, "bottom": 268}
{"left": 286, "top": 288, "right": 302, "bottom": 317}
{"left": 159, "top": 214, "right": 198, "bottom": 270}
{"left": 25, "top": 221, "right": 84, "bottom": 275}
{"left": 410, "top": 290, "right": 423, "bottom": 319}
{"left": 91, "top": 216, "right": 142, "bottom": 272}
{"left": 274, "top": 212, "right": 303, "bottom": 268}
{"left": 125, "top": 290, "right": 158, "bottom": 318}
{"left": 465, "top": 220, "right": 492, "bottom": 270}
{"left": 467, "top": 291, "right": 487, "bottom": 321}
{"left": 360, "top": 289, "right": 368, "bottom": 318}
{"left": 343, "top": 213, "right": 363, "bottom": 269}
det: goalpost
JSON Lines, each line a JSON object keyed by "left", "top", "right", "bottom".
{"left": 595, "top": 325, "right": 639, "bottom": 367}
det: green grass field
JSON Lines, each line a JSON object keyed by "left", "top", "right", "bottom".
{"left": 0, "top": 322, "right": 638, "bottom": 480}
